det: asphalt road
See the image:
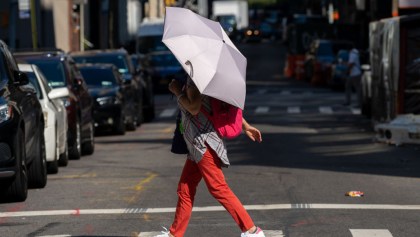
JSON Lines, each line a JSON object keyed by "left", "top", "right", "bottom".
{"left": 1, "top": 41, "right": 420, "bottom": 237}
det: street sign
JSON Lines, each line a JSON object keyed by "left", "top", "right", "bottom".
{"left": 18, "top": 0, "right": 30, "bottom": 19}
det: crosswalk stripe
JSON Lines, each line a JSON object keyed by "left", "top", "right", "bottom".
{"left": 319, "top": 106, "right": 333, "bottom": 114}
{"left": 255, "top": 106, "right": 270, "bottom": 114}
{"left": 287, "top": 106, "right": 301, "bottom": 114}
{"left": 264, "top": 230, "right": 285, "bottom": 236}
{"left": 351, "top": 108, "right": 361, "bottom": 115}
{"left": 37, "top": 235, "right": 71, "bottom": 237}
{"left": 159, "top": 108, "right": 177, "bottom": 118}
{"left": 350, "top": 229, "right": 393, "bottom": 237}
{"left": 257, "top": 89, "right": 267, "bottom": 94}
{"left": 138, "top": 232, "right": 162, "bottom": 237}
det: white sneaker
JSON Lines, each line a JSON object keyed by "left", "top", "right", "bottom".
{"left": 154, "top": 227, "right": 171, "bottom": 237}
{"left": 241, "top": 227, "right": 265, "bottom": 237}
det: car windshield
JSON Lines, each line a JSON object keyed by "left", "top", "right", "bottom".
{"left": 150, "top": 53, "right": 180, "bottom": 67}
{"left": 73, "top": 55, "right": 130, "bottom": 74}
{"left": 218, "top": 15, "right": 236, "bottom": 25}
{"left": 79, "top": 68, "right": 117, "bottom": 87}
{"left": 137, "top": 36, "right": 168, "bottom": 54}
{"left": 25, "top": 60, "right": 66, "bottom": 88}
{"left": 26, "top": 72, "right": 43, "bottom": 99}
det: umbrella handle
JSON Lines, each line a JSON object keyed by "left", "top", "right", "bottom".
{"left": 185, "top": 60, "right": 194, "bottom": 78}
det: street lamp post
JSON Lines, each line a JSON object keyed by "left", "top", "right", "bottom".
{"left": 30, "top": 0, "right": 38, "bottom": 49}
{"left": 8, "top": 0, "right": 18, "bottom": 49}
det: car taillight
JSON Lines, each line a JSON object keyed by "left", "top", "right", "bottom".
{"left": 0, "top": 104, "right": 12, "bottom": 123}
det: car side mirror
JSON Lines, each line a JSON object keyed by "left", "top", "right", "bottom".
{"left": 48, "top": 87, "right": 70, "bottom": 100}
{"left": 123, "top": 79, "right": 132, "bottom": 85}
{"left": 14, "top": 71, "right": 29, "bottom": 86}
{"left": 74, "top": 77, "right": 83, "bottom": 87}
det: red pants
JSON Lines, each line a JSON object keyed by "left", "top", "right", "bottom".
{"left": 169, "top": 148, "right": 254, "bottom": 237}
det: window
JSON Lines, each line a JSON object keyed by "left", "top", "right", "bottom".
{"left": 79, "top": 68, "right": 118, "bottom": 87}
{"left": 26, "top": 60, "right": 67, "bottom": 88}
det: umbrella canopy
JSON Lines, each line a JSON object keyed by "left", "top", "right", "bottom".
{"left": 162, "top": 7, "right": 247, "bottom": 109}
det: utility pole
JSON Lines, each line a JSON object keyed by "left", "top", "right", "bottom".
{"left": 80, "top": 2, "right": 85, "bottom": 51}
{"left": 8, "top": 0, "right": 18, "bottom": 49}
{"left": 30, "top": 0, "right": 38, "bottom": 49}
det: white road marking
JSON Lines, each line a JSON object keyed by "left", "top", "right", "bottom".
{"left": 257, "top": 89, "right": 267, "bottom": 94}
{"left": 287, "top": 106, "right": 301, "bottom": 114}
{"left": 159, "top": 108, "right": 177, "bottom": 118}
{"left": 1, "top": 204, "right": 420, "bottom": 218}
{"left": 37, "top": 235, "right": 71, "bottom": 237}
{"left": 319, "top": 106, "right": 333, "bottom": 114}
{"left": 350, "top": 229, "right": 393, "bottom": 237}
{"left": 255, "top": 106, "right": 270, "bottom": 114}
{"left": 351, "top": 108, "right": 361, "bottom": 115}
{"left": 138, "top": 230, "right": 285, "bottom": 237}
{"left": 138, "top": 232, "right": 163, "bottom": 237}
{"left": 264, "top": 230, "right": 285, "bottom": 236}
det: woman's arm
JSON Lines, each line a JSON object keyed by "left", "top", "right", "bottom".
{"left": 242, "top": 118, "right": 262, "bottom": 143}
{"left": 168, "top": 79, "right": 202, "bottom": 115}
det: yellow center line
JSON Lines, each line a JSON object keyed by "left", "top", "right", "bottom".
{"left": 134, "top": 173, "right": 158, "bottom": 191}
{"left": 126, "top": 172, "right": 158, "bottom": 203}
{"left": 50, "top": 173, "right": 97, "bottom": 180}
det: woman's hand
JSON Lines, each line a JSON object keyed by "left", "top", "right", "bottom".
{"left": 242, "top": 118, "right": 262, "bottom": 143}
{"left": 168, "top": 79, "right": 182, "bottom": 96}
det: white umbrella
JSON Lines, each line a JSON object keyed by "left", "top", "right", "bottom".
{"left": 162, "top": 7, "right": 247, "bottom": 110}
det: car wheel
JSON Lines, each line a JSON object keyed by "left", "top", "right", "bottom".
{"left": 126, "top": 118, "right": 137, "bottom": 131}
{"left": 113, "top": 115, "right": 126, "bottom": 135}
{"left": 82, "top": 122, "right": 95, "bottom": 155}
{"left": 58, "top": 141, "right": 69, "bottom": 167}
{"left": 47, "top": 127, "right": 59, "bottom": 174}
{"left": 28, "top": 125, "right": 47, "bottom": 189}
{"left": 5, "top": 129, "right": 28, "bottom": 202}
{"left": 69, "top": 120, "right": 81, "bottom": 160}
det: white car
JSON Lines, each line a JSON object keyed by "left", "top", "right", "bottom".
{"left": 18, "top": 64, "right": 69, "bottom": 174}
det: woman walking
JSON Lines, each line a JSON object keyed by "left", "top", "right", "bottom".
{"left": 155, "top": 77, "right": 265, "bottom": 237}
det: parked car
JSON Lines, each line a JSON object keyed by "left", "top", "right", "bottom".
{"left": 18, "top": 64, "right": 69, "bottom": 173}
{"left": 0, "top": 40, "right": 47, "bottom": 202}
{"left": 70, "top": 49, "right": 155, "bottom": 123}
{"left": 259, "top": 22, "right": 278, "bottom": 41}
{"left": 328, "top": 49, "right": 350, "bottom": 89}
{"left": 304, "top": 39, "right": 354, "bottom": 86}
{"left": 143, "top": 51, "right": 185, "bottom": 93}
{"left": 242, "top": 24, "right": 262, "bottom": 43}
{"left": 78, "top": 63, "right": 137, "bottom": 134}
{"left": 215, "top": 14, "right": 237, "bottom": 37}
{"left": 14, "top": 50, "right": 95, "bottom": 160}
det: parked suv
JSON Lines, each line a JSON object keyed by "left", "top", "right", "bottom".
{"left": 70, "top": 49, "right": 155, "bottom": 123}
{"left": 78, "top": 63, "right": 136, "bottom": 134}
{"left": 14, "top": 50, "right": 95, "bottom": 160}
{"left": 0, "top": 40, "right": 47, "bottom": 202}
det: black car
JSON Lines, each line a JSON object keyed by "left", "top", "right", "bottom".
{"left": 78, "top": 63, "right": 137, "bottom": 134}
{"left": 14, "top": 50, "right": 95, "bottom": 160}
{"left": 143, "top": 51, "right": 185, "bottom": 93}
{"left": 71, "top": 49, "right": 155, "bottom": 123}
{"left": 0, "top": 40, "right": 47, "bottom": 202}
